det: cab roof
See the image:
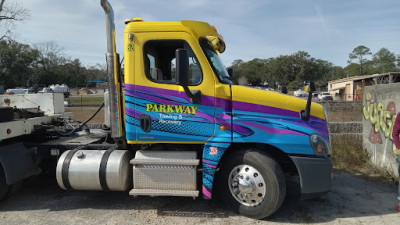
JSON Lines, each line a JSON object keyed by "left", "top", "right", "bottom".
{"left": 124, "top": 20, "right": 225, "bottom": 52}
{"left": 125, "top": 20, "right": 217, "bottom": 36}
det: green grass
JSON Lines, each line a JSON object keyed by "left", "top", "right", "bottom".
{"left": 332, "top": 137, "right": 368, "bottom": 171}
{"left": 65, "top": 96, "right": 104, "bottom": 105}
{"left": 331, "top": 137, "right": 394, "bottom": 180}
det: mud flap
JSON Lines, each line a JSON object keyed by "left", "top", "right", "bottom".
{"left": 0, "top": 142, "right": 38, "bottom": 185}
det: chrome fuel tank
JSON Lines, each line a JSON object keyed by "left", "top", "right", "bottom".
{"left": 56, "top": 149, "right": 132, "bottom": 191}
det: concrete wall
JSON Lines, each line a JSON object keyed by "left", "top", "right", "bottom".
{"left": 363, "top": 83, "right": 400, "bottom": 177}
{"left": 330, "top": 122, "right": 362, "bottom": 143}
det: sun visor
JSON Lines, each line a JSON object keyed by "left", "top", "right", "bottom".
{"left": 181, "top": 20, "right": 226, "bottom": 53}
{"left": 206, "top": 36, "right": 226, "bottom": 54}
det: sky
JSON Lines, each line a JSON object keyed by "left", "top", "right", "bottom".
{"left": 10, "top": 0, "right": 400, "bottom": 68}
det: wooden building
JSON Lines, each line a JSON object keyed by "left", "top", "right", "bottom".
{"left": 328, "top": 72, "right": 400, "bottom": 101}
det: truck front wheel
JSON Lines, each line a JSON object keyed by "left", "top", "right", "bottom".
{"left": 218, "top": 149, "right": 286, "bottom": 219}
{"left": 0, "top": 165, "right": 10, "bottom": 201}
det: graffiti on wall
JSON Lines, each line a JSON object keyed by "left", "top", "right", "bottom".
{"left": 363, "top": 90, "right": 398, "bottom": 164}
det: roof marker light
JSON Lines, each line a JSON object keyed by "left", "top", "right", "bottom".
{"left": 210, "top": 25, "right": 217, "bottom": 33}
{"left": 124, "top": 19, "right": 132, "bottom": 24}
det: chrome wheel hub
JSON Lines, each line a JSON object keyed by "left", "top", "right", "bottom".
{"left": 228, "top": 164, "right": 266, "bottom": 206}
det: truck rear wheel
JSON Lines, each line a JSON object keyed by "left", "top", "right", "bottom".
{"left": 0, "top": 165, "right": 10, "bottom": 201}
{"left": 218, "top": 149, "right": 286, "bottom": 219}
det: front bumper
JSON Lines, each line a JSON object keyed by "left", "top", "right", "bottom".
{"left": 290, "top": 156, "right": 332, "bottom": 199}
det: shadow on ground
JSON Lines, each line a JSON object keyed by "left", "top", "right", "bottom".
{"left": 0, "top": 171, "right": 398, "bottom": 223}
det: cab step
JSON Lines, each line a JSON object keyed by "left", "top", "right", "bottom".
{"left": 130, "top": 150, "right": 199, "bottom": 197}
{"left": 129, "top": 189, "right": 199, "bottom": 197}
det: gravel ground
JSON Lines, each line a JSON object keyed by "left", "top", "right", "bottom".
{"left": 0, "top": 171, "right": 399, "bottom": 225}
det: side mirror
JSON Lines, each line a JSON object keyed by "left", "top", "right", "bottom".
{"left": 175, "top": 48, "right": 201, "bottom": 104}
{"left": 227, "top": 68, "right": 233, "bottom": 79}
{"left": 176, "top": 49, "right": 189, "bottom": 87}
{"left": 281, "top": 86, "right": 288, "bottom": 94}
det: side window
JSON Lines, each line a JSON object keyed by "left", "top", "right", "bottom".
{"left": 143, "top": 40, "right": 202, "bottom": 85}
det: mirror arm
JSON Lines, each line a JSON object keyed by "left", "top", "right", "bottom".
{"left": 300, "top": 94, "right": 312, "bottom": 121}
{"left": 300, "top": 81, "right": 316, "bottom": 121}
{"left": 182, "top": 85, "right": 201, "bottom": 104}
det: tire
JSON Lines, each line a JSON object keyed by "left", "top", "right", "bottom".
{"left": 0, "top": 165, "right": 10, "bottom": 201}
{"left": 218, "top": 149, "right": 286, "bottom": 219}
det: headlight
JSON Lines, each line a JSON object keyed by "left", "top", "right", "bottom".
{"left": 310, "top": 134, "right": 331, "bottom": 157}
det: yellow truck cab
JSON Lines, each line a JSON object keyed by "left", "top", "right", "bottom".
{"left": 45, "top": 0, "right": 332, "bottom": 219}
{"left": 0, "top": 1, "right": 331, "bottom": 220}
{"left": 114, "top": 18, "right": 332, "bottom": 218}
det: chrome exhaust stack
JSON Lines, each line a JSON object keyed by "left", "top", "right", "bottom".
{"left": 100, "top": 0, "right": 115, "bottom": 53}
{"left": 100, "top": 0, "right": 119, "bottom": 138}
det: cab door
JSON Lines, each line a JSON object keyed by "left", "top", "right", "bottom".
{"left": 124, "top": 32, "right": 216, "bottom": 143}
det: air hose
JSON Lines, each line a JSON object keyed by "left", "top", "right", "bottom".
{"left": 54, "top": 102, "right": 105, "bottom": 136}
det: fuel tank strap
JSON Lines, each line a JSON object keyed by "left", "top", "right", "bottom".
{"left": 61, "top": 149, "right": 79, "bottom": 190}
{"left": 99, "top": 149, "right": 115, "bottom": 191}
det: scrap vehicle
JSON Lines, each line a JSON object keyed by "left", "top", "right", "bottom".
{"left": 5, "top": 88, "right": 29, "bottom": 94}
{"left": 0, "top": 0, "right": 332, "bottom": 219}
{"left": 39, "top": 84, "right": 70, "bottom": 97}
{"left": 318, "top": 92, "right": 334, "bottom": 101}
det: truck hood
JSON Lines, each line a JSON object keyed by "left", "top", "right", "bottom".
{"left": 231, "top": 85, "right": 329, "bottom": 140}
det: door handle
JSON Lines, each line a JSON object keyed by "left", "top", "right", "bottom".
{"left": 140, "top": 113, "right": 151, "bottom": 133}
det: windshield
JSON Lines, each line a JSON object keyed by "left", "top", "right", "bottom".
{"left": 200, "top": 39, "right": 232, "bottom": 84}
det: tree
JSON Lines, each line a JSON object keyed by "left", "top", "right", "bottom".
{"left": 397, "top": 54, "right": 400, "bottom": 68}
{"left": 229, "top": 59, "right": 245, "bottom": 84}
{"left": 371, "top": 48, "right": 397, "bottom": 73}
{"left": 33, "top": 42, "right": 68, "bottom": 87}
{"left": 0, "top": 40, "right": 39, "bottom": 89}
{"left": 230, "top": 50, "right": 339, "bottom": 90}
{"left": 343, "top": 63, "right": 360, "bottom": 78}
{"left": 0, "top": 0, "right": 29, "bottom": 41}
{"left": 0, "top": 38, "right": 107, "bottom": 89}
{"left": 63, "top": 59, "right": 86, "bottom": 88}
{"left": 242, "top": 58, "right": 267, "bottom": 86}
{"left": 348, "top": 45, "right": 372, "bottom": 75}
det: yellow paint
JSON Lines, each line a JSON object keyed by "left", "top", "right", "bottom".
{"left": 232, "top": 85, "right": 326, "bottom": 120}
{"left": 304, "top": 85, "right": 309, "bottom": 93}
{"left": 127, "top": 43, "right": 134, "bottom": 51}
{"left": 122, "top": 19, "right": 331, "bottom": 145}
{"left": 124, "top": 20, "right": 225, "bottom": 53}
{"left": 124, "top": 31, "right": 217, "bottom": 99}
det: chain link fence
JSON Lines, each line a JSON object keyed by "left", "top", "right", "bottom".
{"left": 321, "top": 100, "right": 363, "bottom": 122}
{"left": 331, "top": 93, "right": 363, "bottom": 101}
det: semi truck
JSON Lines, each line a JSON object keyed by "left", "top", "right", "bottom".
{"left": 0, "top": 0, "right": 332, "bottom": 219}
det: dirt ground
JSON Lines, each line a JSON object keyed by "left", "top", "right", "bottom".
{"left": 65, "top": 107, "right": 105, "bottom": 124}
{"left": 0, "top": 171, "right": 399, "bottom": 225}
